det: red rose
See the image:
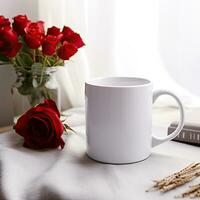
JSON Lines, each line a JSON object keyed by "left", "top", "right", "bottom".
{"left": 62, "top": 26, "right": 85, "bottom": 48}
{"left": 12, "top": 15, "right": 30, "bottom": 36}
{"left": 24, "top": 21, "right": 44, "bottom": 49}
{"left": 14, "top": 100, "right": 65, "bottom": 149}
{"left": 47, "top": 26, "right": 61, "bottom": 36}
{"left": 57, "top": 41, "right": 78, "bottom": 60}
{"left": 0, "top": 15, "right": 10, "bottom": 29}
{"left": 42, "top": 35, "right": 62, "bottom": 56}
{"left": 0, "top": 27, "right": 22, "bottom": 57}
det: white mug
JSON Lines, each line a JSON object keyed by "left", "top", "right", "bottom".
{"left": 85, "top": 77, "right": 184, "bottom": 164}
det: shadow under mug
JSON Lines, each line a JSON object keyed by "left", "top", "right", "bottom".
{"left": 85, "top": 77, "right": 184, "bottom": 164}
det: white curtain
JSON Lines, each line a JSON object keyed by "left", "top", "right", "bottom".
{"left": 1, "top": 0, "right": 200, "bottom": 110}
{"left": 38, "top": 0, "right": 89, "bottom": 109}
{"left": 37, "top": 0, "right": 200, "bottom": 109}
{"left": 114, "top": 0, "right": 200, "bottom": 107}
{"left": 39, "top": 0, "right": 118, "bottom": 109}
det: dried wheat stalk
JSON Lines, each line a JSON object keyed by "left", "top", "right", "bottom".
{"left": 178, "top": 183, "right": 200, "bottom": 198}
{"left": 146, "top": 163, "right": 200, "bottom": 193}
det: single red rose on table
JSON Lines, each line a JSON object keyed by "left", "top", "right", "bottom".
{"left": 14, "top": 100, "right": 65, "bottom": 149}
{"left": 24, "top": 21, "right": 44, "bottom": 49}
{"left": 0, "top": 15, "right": 10, "bottom": 29}
{"left": 62, "top": 26, "right": 85, "bottom": 48}
{"left": 57, "top": 41, "right": 78, "bottom": 60}
{"left": 12, "top": 15, "right": 30, "bottom": 36}
{"left": 0, "top": 27, "right": 22, "bottom": 57}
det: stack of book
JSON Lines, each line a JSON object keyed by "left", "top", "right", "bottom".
{"left": 168, "top": 122, "right": 200, "bottom": 146}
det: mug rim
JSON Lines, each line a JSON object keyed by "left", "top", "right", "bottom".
{"left": 85, "top": 76, "right": 152, "bottom": 88}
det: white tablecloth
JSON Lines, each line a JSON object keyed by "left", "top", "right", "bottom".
{"left": 0, "top": 107, "right": 199, "bottom": 200}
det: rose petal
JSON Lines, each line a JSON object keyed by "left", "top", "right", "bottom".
{"left": 24, "top": 21, "right": 44, "bottom": 49}
{"left": 34, "top": 107, "right": 64, "bottom": 137}
{"left": 23, "top": 134, "right": 65, "bottom": 149}
{"left": 29, "top": 115, "right": 53, "bottom": 143}
{"left": 57, "top": 41, "right": 78, "bottom": 60}
{"left": 0, "top": 28, "right": 22, "bottom": 57}
{"left": 0, "top": 15, "right": 10, "bottom": 28}
{"left": 47, "top": 26, "right": 61, "bottom": 36}
{"left": 12, "top": 15, "right": 30, "bottom": 36}
{"left": 14, "top": 107, "right": 36, "bottom": 136}
{"left": 25, "top": 34, "right": 42, "bottom": 49}
{"left": 37, "top": 99, "right": 60, "bottom": 118}
{"left": 62, "top": 26, "right": 85, "bottom": 48}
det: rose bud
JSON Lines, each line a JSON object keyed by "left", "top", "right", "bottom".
{"left": 24, "top": 21, "right": 44, "bottom": 49}
{"left": 47, "top": 26, "right": 61, "bottom": 36}
{"left": 14, "top": 99, "right": 65, "bottom": 150}
{"left": 62, "top": 26, "right": 85, "bottom": 48}
{"left": 57, "top": 41, "right": 78, "bottom": 60}
{"left": 42, "top": 35, "right": 62, "bottom": 56}
{"left": 0, "top": 27, "right": 22, "bottom": 57}
{"left": 12, "top": 15, "right": 30, "bottom": 36}
{"left": 0, "top": 15, "right": 10, "bottom": 29}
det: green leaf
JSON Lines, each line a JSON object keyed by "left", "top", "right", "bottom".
{"left": 15, "top": 55, "right": 25, "bottom": 66}
{"left": 54, "top": 59, "right": 64, "bottom": 66}
{"left": 63, "top": 124, "right": 76, "bottom": 134}
{"left": 46, "top": 56, "right": 55, "bottom": 67}
{"left": 19, "top": 52, "right": 33, "bottom": 66}
{"left": 0, "top": 54, "right": 9, "bottom": 62}
{"left": 18, "top": 36, "right": 31, "bottom": 54}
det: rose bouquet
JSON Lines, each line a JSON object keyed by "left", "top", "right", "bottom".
{"left": 0, "top": 15, "right": 85, "bottom": 106}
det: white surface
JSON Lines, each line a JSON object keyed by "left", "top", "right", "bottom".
{"left": 0, "top": 107, "right": 199, "bottom": 200}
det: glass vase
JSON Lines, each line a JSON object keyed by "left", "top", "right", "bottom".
{"left": 12, "top": 66, "right": 61, "bottom": 123}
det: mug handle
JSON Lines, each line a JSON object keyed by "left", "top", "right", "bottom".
{"left": 152, "top": 90, "right": 185, "bottom": 147}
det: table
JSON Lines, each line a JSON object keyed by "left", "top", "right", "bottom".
{"left": 0, "top": 125, "right": 12, "bottom": 133}
{"left": 0, "top": 107, "right": 199, "bottom": 200}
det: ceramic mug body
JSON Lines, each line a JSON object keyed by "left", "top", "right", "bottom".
{"left": 85, "top": 77, "right": 184, "bottom": 164}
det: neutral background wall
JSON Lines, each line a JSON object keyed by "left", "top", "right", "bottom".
{"left": 0, "top": 0, "right": 38, "bottom": 126}
{"left": 0, "top": 0, "right": 38, "bottom": 19}
{"left": 0, "top": 65, "right": 15, "bottom": 126}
